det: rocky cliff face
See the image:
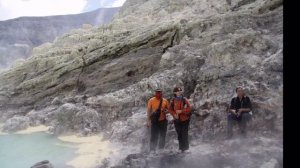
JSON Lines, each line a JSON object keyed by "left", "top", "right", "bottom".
{"left": 0, "top": 7, "right": 120, "bottom": 69}
{"left": 0, "top": 0, "right": 282, "bottom": 167}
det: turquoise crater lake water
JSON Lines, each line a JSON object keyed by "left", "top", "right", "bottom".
{"left": 0, "top": 132, "right": 77, "bottom": 168}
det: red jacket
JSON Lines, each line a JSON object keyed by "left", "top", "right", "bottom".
{"left": 168, "top": 97, "right": 192, "bottom": 122}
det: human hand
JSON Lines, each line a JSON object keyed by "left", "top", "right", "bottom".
{"left": 237, "top": 109, "right": 242, "bottom": 114}
{"left": 147, "top": 120, "right": 151, "bottom": 127}
{"left": 231, "top": 109, "right": 236, "bottom": 115}
{"left": 174, "top": 114, "right": 179, "bottom": 119}
{"left": 176, "top": 110, "right": 182, "bottom": 114}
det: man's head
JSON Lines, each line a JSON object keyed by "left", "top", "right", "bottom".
{"left": 155, "top": 89, "right": 162, "bottom": 99}
{"left": 236, "top": 86, "right": 245, "bottom": 97}
{"left": 173, "top": 87, "right": 183, "bottom": 97}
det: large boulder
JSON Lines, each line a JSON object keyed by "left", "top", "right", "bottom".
{"left": 48, "top": 103, "right": 101, "bottom": 135}
{"left": 30, "top": 160, "right": 54, "bottom": 168}
{"left": 2, "top": 116, "right": 30, "bottom": 132}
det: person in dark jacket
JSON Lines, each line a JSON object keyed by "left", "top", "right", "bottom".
{"left": 227, "top": 86, "right": 252, "bottom": 139}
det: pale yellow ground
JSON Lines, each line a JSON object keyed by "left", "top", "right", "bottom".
{"left": 58, "top": 135, "right": 114, "bottom": 168}
{"left": 0, "top": 124, "right": 49, "bottom": 135}
{"left": 15, "top": 125, "right": 49, "bottom": 134}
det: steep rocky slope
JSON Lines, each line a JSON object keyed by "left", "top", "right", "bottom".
{"left": 0, "top": 0, "right": 282, "bottom": 167}
{"left": 0, "top": 7, "right": 120, "bottom": 69}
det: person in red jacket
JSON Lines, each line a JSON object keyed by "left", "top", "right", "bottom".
{"left": 168, "top": 87, "right": 192, "bottom": 153}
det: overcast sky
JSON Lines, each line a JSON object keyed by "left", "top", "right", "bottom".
{"left": 0, "top": 0, "right": 126, "bottom": 21}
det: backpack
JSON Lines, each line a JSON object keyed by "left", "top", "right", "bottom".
{"left": 150, "top": 98, "right": 163, "bottom": 123}
{"left": 170, "top": 97, "right": 192, "bottom": 118}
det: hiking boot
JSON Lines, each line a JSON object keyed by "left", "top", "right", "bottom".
{"left": 177, "top": 149, "right": 183, "bottom": 154}
{"left": 149, "top": 150, "right": 156, "bottom": 155}
{"left": 240, "top": 130, "right": 247, "bottom": 138}
{"left": 241, "top": 133, "right": 247, "bottom": 138}
{"left": 182, "top": 150, "right": 191, "bottom": 154}
{"left": 226, "top": 133, "right": 233, "bottom": 140}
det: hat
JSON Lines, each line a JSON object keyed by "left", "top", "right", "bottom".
{"left": 155, "top": 89, "right": 162, "bottom": 92}
{"left": 173, "top": 87, "right": 182, "bottom": 92}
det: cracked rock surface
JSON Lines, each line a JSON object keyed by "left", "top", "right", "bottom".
{"left": 0, "top": 0, "right": 282, "bottom": 167}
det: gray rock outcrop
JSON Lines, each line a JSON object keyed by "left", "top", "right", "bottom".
{"left": 0, "top": 7, "right": 120, "bottom": 69}
{"left": 3, "top": 116, "right": 30, "bottom": 132}
{"left": 0, "top": 0, "right": 282, "bottom": 167}
{"left": 111, "top": 137, "right": 282, "bottom": 168}
{"left": 30, "top": 160, "right": 54, "bottom": 168}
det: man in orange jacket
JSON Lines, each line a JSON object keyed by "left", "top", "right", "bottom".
{"left": 168, "top": 87, "right": 192, "bottom": 153}
{"left": 147, "top": 89, "right": 169, "bottom": 152}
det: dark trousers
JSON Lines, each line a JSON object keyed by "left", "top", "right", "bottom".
{"left": 150, "top": 119, "right": 167, "bottom": 151}
{"left": 174, "top": 119, "right": 190, "bottom": 151}
{"left": 227, "top": 112, "right": 252, "bottom": 137}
